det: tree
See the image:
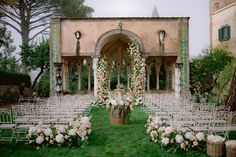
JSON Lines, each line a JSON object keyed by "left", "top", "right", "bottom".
{"left": 21, "top": 39, "right": 49, "bottom": 88}
{"left": 226, "top": 67, "right": 236, "bottom": 111}
{"left": 190, "top": 48, "right": 233, "bottom": 95}
{"left": 0, "top": 0, "right": 93, "bottom": 72}
{"left": 0, "top": 26, "right": 18, "bottom": 71}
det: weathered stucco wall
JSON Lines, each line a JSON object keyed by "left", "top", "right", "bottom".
{"left": 211, "top": 1, "right": 236, "bottom": 55}
{"left": 60, "top": 18, "right": 183, "bottom": 57}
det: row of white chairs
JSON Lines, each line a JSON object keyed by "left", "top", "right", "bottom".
{"left": 144, "top": 93, "right": 236, "bottom": 139}
{"left": 0, "top": 95, "right": 93, "bottom": 143}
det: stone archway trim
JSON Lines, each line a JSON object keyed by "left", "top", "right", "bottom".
{"left": 95, "top": 29, "right": 145, "bottom": 57}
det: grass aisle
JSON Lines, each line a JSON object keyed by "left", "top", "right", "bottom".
{"left": 0, "top": 106, "right": 208, "bottom": 157}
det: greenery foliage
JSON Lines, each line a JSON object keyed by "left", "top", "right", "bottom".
{"left": 21, "top": 39, "right": 50, "bottom": 88}
{"left": 38, "top": 71, "right": 50, "bottom": 97}
{"left": 0, "top": 70, "right": 31, "bottom": 87}
{"left": 0, "top": 26, "right": 18, "bottom": 71}
{"left": 212, "top": 58, "right": 236, "bottom": 105}
{"left": 190, "top": 48, "right": 233, "bottom": 95}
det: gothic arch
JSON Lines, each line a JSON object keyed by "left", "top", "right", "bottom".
{"left": 95, "top": 29, "right": 145, "bottom": 57}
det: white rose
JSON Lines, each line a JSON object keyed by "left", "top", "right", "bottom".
{"left": 44, "top": 128, "right": 52, "bottom": 136}
{"left": 28, "top": 127, "right": 37, "bottom": 134}
{"left": 175, "top": 134, "right": 184, "bottom": 144}
{"left": 36, "top": 136, "right": 44, "bottom": 144}
{"left": 69, "top": 129, "right": 76, "bottom": 136}
{"left": 55, "top": 134, "right": 64, "bottom": 143}
{"left": 196, "top": 132, "right": 205, "bottom": 141}
{"left": 161, "top": 137, "right": 170, "bottom": 146}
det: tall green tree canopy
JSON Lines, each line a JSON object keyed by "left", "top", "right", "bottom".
{"left": 0, "top": 26, "right": 18, "bottom": 71}
{"left": 190, "top": 48, "right": 233, "bottom": 95}
{"left": 21, "top": 39, "right": 49, "bottom": 88}
{"left": 0, "top": 0, "right": 93, "bottom": 72}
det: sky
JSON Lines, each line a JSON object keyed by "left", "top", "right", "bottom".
{"left": 85, "top": 0, "right": 210, "bottom": 57}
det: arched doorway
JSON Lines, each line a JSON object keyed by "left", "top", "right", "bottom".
{"left": 93, "top": 29, "right": 145, "bottom": 96}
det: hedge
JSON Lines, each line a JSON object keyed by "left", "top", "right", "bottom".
{"left": 0, "top": 70, "right": 31, "bottom": 87}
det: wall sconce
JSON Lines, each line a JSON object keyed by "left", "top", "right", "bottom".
{"left": 159, "top": 30, "right": 166, "bottom": 52}
{"left": 75, "top": 31, "right": 81, "bottom": 55}
{"left": 175, "top": 57, "right": 183, "bottom": 69}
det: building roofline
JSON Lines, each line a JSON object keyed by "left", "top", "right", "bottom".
{"left": 51, "top": 16, "right": 190, "bottom": 20}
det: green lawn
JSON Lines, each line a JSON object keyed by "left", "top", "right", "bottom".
{"left": 0, "top": 107, "right": 212, "bottom": 157}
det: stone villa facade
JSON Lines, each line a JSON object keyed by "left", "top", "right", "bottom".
{"left": 50, "top": 17, "right": 190, "bottom": 96}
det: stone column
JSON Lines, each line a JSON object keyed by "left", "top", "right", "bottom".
{"left": 68, "top": 60, "right": 73, "bottom": 92}
{"left": 108, "top": 60, "right": 113, "bottom": 90}
{"left": 175, "top": 66, "right": 181, "bottom": 98}
{"left": 146, "top": 63, "right": 151, "bottom": 91}
{"left": 87, "top": 58, "right": 92, "bottom": 91}
{"left": 155, "top": 63, "right": 160, "bottom": 90}
{"left": 116, "top": 60, "right": 121, "bottom": 85}
{"left": 77, "top": 59, "right": 83, "bottom": 92}
{"left": 63, "top": 59, "right": 69, "bottom": 91}
{"left": 171, "top": 63, "right": 175, "bottom": 90}
{"left": 93, "top": 57, "right": 99, "bottom": 97}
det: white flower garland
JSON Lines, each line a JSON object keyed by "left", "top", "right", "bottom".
{"left": 97, "top": 57, "right": 109, "bottom": 102}
{"left": 127, "top": 43, "right": 146, "bottom": 102}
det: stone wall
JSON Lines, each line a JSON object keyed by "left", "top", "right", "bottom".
{"left": 0, "top": 85, "right": 31, "bottom": 103}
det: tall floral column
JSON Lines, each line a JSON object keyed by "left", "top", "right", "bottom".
{"left": 127, "top": 43, "right": 146, "bottom": 100}
{"left": 97, "top": 57, "right": 109, "bottom": 101}
{"left": 93, "top": 57, "right": 99, "bottom": 97}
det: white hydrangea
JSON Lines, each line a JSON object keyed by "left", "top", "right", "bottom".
{"left": 55, "top": 134, "right": 64, "bottom": 143}
{"left": 158, "top": 126, "right": 165, "bottom": 132}
{"left": 28, "top": 127, "right": 37, "bottom": 134}
{"left": 44, "top": 128, "right": 52, "bottom": 136}
{"left": 80, "top": 117, "right": 90, "bottom": 125}
{"left": 161, "top": 137, "right": 170, "bottom": 146}
{"left": 185, "top": 132, "right": 193, "bottom": 140}
{"left": 58, "top": 126, "right": 66, "bottom": 133}
{"left": 153, "top": 116, "right": 162, "bottom": 125}
{"left": 69, "top": 129, "right": 76, "bottom": 136}
{"left": 175, "top": 134, "right": 184, "bottom": 144}
{"left": 36, "top": 136, "right": 44, "bottom": 144}
{"left": 196, "top": 132, "right": 205, "bottom": 141}
{"left": 164, "top": 126, "right": 173, "bottom": 135}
